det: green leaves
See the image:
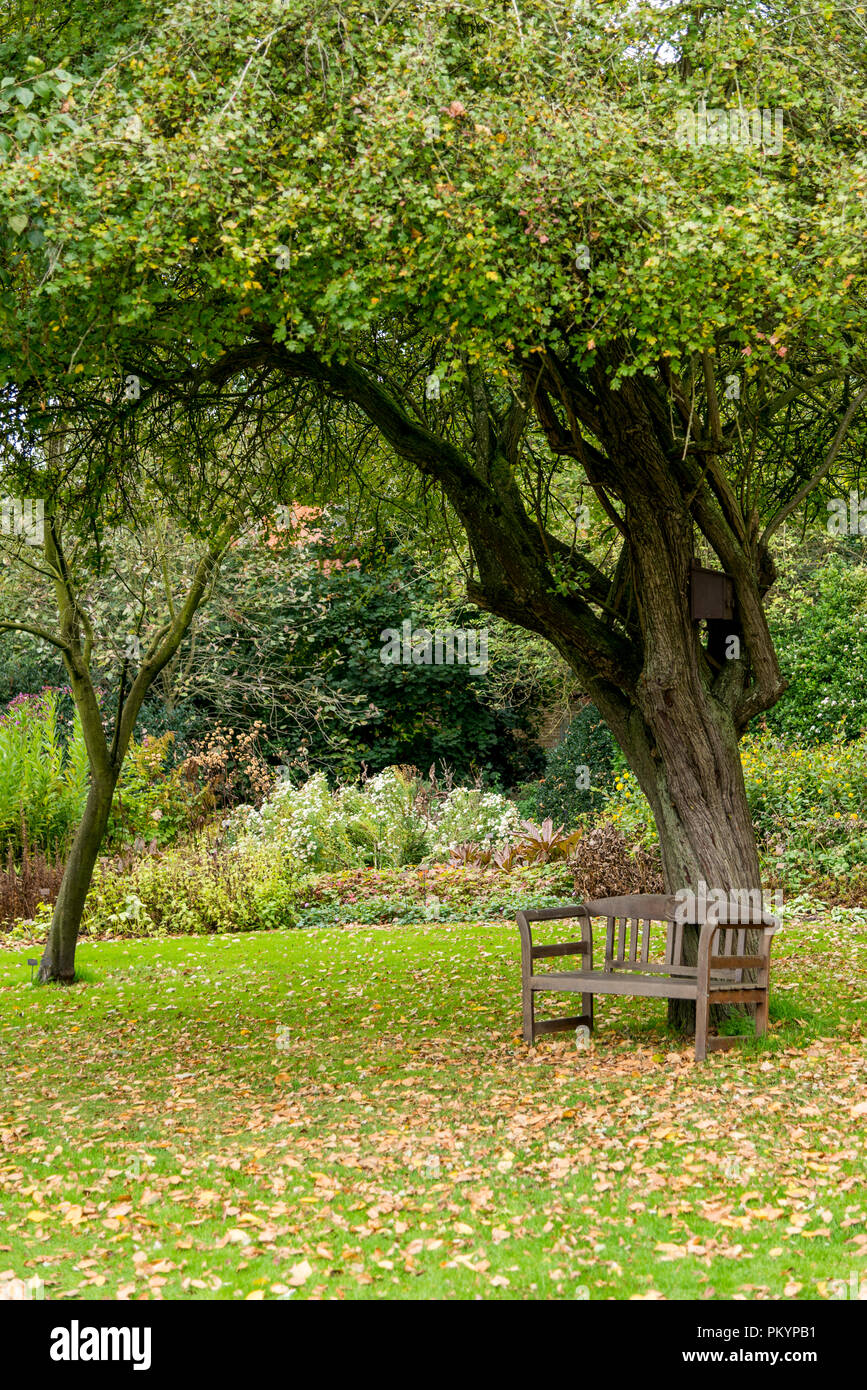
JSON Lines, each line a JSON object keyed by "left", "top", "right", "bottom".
{"left": 0, "top": 0, "right": 864, "bottom": 388}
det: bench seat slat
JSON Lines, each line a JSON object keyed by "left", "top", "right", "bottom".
{"left": 597, "top": 960, "right": 699, "bottom": 976}
{"left": 534, "top": 960, "right": 744, "bottom": 978}
{"left": 531, "top": 972, "right": 768, "bottom": 1002}
{"left": 531, "top": 971, "right": 700, "bottom": 1000}
{"left": 574, "top": 960, "right": 736, "bottom": 979}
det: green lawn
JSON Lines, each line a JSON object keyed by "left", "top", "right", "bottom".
{"left": 1, "top": 917, "right": 865, "bottom": 1300}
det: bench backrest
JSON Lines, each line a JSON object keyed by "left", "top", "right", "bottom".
{"left": 579, "top": 894, "right": 778, "bottom": 976}
{"left": 580, "top": 895, "right": 682, "bottom": 973}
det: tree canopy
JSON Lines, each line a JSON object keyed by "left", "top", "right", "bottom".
{"left": 2, "top": 1, "right": 867, "bottom": 385}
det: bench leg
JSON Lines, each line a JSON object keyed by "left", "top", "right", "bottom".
{"left": 522, "top": 983, "right": 535, "bottom": 1044}
{"left": 754, "top": 986, "right": 769, "bottom": 1040}
{"left": 694, "top": 984, "right": 710, "bottom": 1062}
{"left": 583, "top": 991, "right": 594, "bottom": 1032}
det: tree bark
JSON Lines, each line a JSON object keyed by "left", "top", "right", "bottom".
{"left": 37, "top": 773, "right": 117, "bottom": 983}
{"left": 586, "top": 373, "right": 767, "bottom": 1029}
{"left": 609, "top": 685, "right": 761, "bottom": 1031}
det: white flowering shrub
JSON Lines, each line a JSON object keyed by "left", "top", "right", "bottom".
{"left": 428, "top": 787, "right": 521, "bottom": 858}
{"left": 336, "top": 768, "right": 430, "bottom": 867}
{"left": 229, "top": 767, "right": 520, "bottom": 871}
{"left": 225, "top": 772, "right": 360, "bottom": 871}
{"left": 228, "top": 767, "right": 428, "bottom": 869}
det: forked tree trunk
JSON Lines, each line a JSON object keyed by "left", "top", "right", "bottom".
{"left": 577, "top": 373, "right": 768, "bottom": 1031}
{"left": 614, "top": 689, "right": 761, "bottom": 1031}
{"left": 38, "top": 773, "right": 118, "bottom": 983}
{"left": 30, "top": 515, "right": 233, "bottom": 985}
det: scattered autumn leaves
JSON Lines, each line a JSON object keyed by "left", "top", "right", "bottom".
{"left": 0, "top": 914, "right": 865, "bottom": 1300}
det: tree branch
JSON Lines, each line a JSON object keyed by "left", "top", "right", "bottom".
{"left": 0, "top": 619, "right": 71, "bottom": 652}
{"left": 760, "top": 384, "right": 867, "bottom": 548}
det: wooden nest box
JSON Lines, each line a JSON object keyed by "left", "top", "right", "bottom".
{"left": 689, "top": 560, "right": 735, "bottom": 622}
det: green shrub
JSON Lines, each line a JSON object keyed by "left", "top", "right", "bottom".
{"left": 337, "top": 768, "right": 432, "bottom": 866}
{"left": 226, "top": 766, "right": 521, "bottom": 871}
{"left": 584, "top": 763, "right": 658, "bottom": 847}
{"left": 763, "top": 557, "right": 867, "bottom": 743}
{"left": 169, "top": 530, "right": 544, "bottom": 787}
{"left": 740, "top": 731, "right": 867, "bottom": 884}
{"left": 107, "top": 732, "right": 201, "bottom": 850}
{"left": 0, "top": 689, "right": 213, "bottom": 863}
{"left": 597, "top": 730, "right": 867, "bottom": 887}
{"left": 427, "top": 785, "right": 520, "bottom": 858}
{"left": 301, "top": 860, "right": 576, "bottom": 925}
{"left": 514, "top": 703, "right": 619, "bottom": 828}
{"left": 229, "top": 770, "right": 362, "bottom": 871}
{"left": 0, "top": 630, "right": 63, "bottom": 706}
{"left": 79, "top": 838, "right": 307, "bottom": 937}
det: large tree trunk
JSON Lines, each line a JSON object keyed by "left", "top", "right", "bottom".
{"left": 614, "top": 687, "right": 761, "bottom": 1031}
{"left": 577, "top": 371, "right": 766, "bottom": 1030}
{"left": 37, "top": 773, "right": 117, "bottom": 983}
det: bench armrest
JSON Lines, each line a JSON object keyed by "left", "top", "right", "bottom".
{"left": 697, "top": 917, "right": 777, "bottom": 982}
{"left": 517, "top": 907, "right": 593, "bottom": 971}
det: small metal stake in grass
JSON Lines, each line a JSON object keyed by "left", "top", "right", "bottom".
{"left": 27, "top": 958, "right": 38, "bottom": 984}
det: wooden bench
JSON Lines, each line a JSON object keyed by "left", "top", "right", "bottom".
{"left": 517, "top": 893, "right": 779, "bottom": 1062}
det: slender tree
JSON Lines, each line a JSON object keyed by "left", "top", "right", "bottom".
{"left": 0, "top": 387, "right": 312, "bottom": 979}
{"left": 0, "top": 423, "right": 238, "bottom": 979}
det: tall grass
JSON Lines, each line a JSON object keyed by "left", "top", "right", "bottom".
{"left": 0, "top": 688, "right": 89, "bottom": 858}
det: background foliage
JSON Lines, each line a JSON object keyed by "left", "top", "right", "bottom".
{"left": 762, "top": 550, "right": 867, "bottom": 744}
{"left": 515, "top": 702, "right": 620, "bottom": 828}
